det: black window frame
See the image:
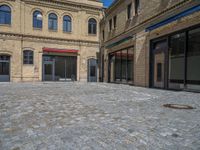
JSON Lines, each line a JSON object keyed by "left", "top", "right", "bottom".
{"left": 88, "top": 18, "right": 97, "bottom": 35}
{"left": 23, "top": 50, "right": 34, "bottom": 65}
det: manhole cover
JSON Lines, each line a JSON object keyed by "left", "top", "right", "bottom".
{"left": 163, "top": 104, "right": 195, "bottom": 109}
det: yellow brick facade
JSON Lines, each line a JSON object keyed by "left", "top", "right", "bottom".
{"left": 100, "top": 0, "right": 200, "bottom": 89}
{"left": 0, "top": 0, "right": 103, "bottom": 82}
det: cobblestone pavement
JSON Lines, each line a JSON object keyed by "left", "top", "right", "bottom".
{"left": 0, "top": 82, "right": 200, "bottom": 150}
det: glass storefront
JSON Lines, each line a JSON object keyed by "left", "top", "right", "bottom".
{"left": 109, "top": 47, "right": 134, "bottom": 84}
{"left": 187, "top": 28, "right": 200, "bottom": 90}
{"left": 43, "top": 55, "right": 77, "bottom": 81}
{"left": 168, "top": 33, "right": 185, "bottom": 89}
{"left": 151, "top": 25, "right": 200, "bottom": 91}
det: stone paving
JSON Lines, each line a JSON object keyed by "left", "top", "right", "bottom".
{"left": 0, "top": 82, "right": 200, "bottom": 150}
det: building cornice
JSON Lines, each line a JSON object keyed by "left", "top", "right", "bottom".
{"left": 0, "top": 32, "right": 99, "bottom": 47}
{"left": 22, "top": 0, "right": 103, "bottom": 12}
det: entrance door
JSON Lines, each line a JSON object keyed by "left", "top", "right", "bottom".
{"left": 88, "top": 58, "right": 97, "bottom": 82}
{"left": 151, "top": 40, "right": 167, "bottom": 89}
{"left": 0, "top": 55, "right": 10, "bottom": 82}
{"left": 43, "top": 56, "right": 54, "bottom": 81}
{"left": 154, "top": 52, "right": 165, "bottom": 88}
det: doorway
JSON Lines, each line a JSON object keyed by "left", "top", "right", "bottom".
{"left": 43, "top": 55, "right": 77, "bottom": 81}
{"left": 88, "top": 58, "right": 97, "bottom": 82}
{"left": 0, "top": 55, "right": 10, "bottom": 82}
{"left": 151, "top": 39, "right": 168, "bottom": 89}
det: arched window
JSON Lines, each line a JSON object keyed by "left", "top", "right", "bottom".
{"left": 48, "top": 13, "right": 57, "bottom": 30}
{"left": 0, "top": 5, "right": 11, "bottom": 25}
{"left": 33, "top": 10, "right": 42, "bottom": 29}
{"left": 63, "top": 15, "right": 72, "bottom": 32}
{"left": 88, "top": 18, "right": 97, "bottom": 35}
{"left": 23, "top": 50, "right": 33, "bottom": 64}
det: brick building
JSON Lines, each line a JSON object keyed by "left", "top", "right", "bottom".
{"left": 100, "top": 0, "right": 200, "bottom": 91}
{"left": 0, "top": 0, "right": 103, "bottom": 82}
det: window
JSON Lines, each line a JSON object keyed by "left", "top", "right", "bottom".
{"left": 88, "top": 18, "right": 97, "bottom": 34}
{"left": 127, "top": 3, "right": 132, "bottom": 20}
{"left": 113, "top": 16, "right": 117, "bottom": 29}
{"left": 0, "top": 5, "right": 11, "bottom": 25}
{"left": 102, "top": 30, "right": 105, "bottom": 40}
{"left": 169, "top": 33, "right": 185, "bottom": 84}
{"left": 23, "top": 50, "right": 33, "bottom": 64}
{"left": 187, "top": 28, "right": 200, "bottom": 84}
{"left": 135, "top": 0, "right": 140, "bottom": 15}
{"left": 157, "top": 63, "right": 162, "bottom": 82}
{"left": 33, "top": 11, "right": 42, "bottom": 29}
{"left": 109, "top": 19, "right": 112, "bottom": 31}
{"left": 63, "top": 15, "right": 72, "bottom": 32}
{"left": 48, "top": 13, "right": 57, "bottom": 31}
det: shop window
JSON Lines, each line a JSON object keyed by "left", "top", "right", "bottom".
{"left": 23, "top": 50, "right": 33, "bottom": 64}
{"left": 0, "top": 5, "right": 11, "bottom": 25}
{"left": 169, "top": 33, "right": 185, "bottom": 83}
{"left": 63, "top": 15, "right": 72, "bottom": 32}
{"left": 88, "top": 18, "right": 97, "bottom": 34}
{"left": 33, "top": 11, "right": 42, "bottom": 29}
{"left": 48, "top": 13, "right": 57, "bottom": 31}
{"left": 187, "top": 27, "right": 200, "bottom": 84}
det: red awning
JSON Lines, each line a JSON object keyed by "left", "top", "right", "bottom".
{"left": 43, "top": 47, "right": 79, "bottom": 53}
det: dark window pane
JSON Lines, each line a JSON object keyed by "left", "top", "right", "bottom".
{"left": 90, "top": 66, "right": 96, "bottom": 77}
{"left": 187, "top": 28, "right": 200, "bottom": 85}
{"left": 121, "top": 50, "right": 127, "bottom": 81}
{"left": 127, "top": 48, "right": 133, "bottom": 81}
{"left": 127, "top": 3, "right": 132, "bottom": 19}
{"left": 23, "top": 50, "right": 33, "bottom": 64}
{"left": 113, "top": 16, "right": 117, "bottom": 28}
{"left": 169, "top": 33, "right": 185, "bottom": 84}
{"left": 115, "top": 51, "right": 121, "bottom": 81}
{"left": 135, "top": 0, "right": 140, "bottom": 15}
{"left": 0, "top": 5, "right": 11, "bottom": 25}
{"left": 33, "top": 11, "right": 42, "bottom": 28}
{"left": 63, "top": 16, "right": 72, "bottom": 32}
{"left": 157, "top": 63, "right": 162, "bottom": 82}
{"left": 48, "top": 13, "right": 57, "bottom": 30}
{"left": 88, "top": 18, "right": 97, "bottom": 34}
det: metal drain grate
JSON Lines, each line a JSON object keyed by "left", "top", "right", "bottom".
{"left": 163, "top": 104, "right": 195, "bottom": 109}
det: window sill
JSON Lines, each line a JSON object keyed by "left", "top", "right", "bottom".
{"left": 0, "top": 24, "right": 11, "bottom": 27}
{"left": 23, "top": 64, "right": 34, "bottom": 66}
{"left": 63, "top": 31, "right": 72, "bottom": 34}
{"left": 88, "top": 34, "right": 97, "bottom": 36}
{"left": 48, "top": 29, "right": 58, "bottom": 32}
{"left": 33, "top": 27, "right": 42, "bottom": 31}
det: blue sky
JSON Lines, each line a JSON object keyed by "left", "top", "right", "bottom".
{"left": 102, "top": 0, "right": 114, "bottom": 7}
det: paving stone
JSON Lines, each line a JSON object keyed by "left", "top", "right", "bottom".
{"left": 0, "top": 82, "right": 200, "bottom": 150}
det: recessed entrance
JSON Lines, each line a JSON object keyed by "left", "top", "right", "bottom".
{"left": 151, "top": 40, "right": 168, "bottom": 89}
{"left": 0, "top": 55, "right": 10, "bottom": 82}
{"left": 43, "top": 55, "right": 77, "bottom": 81}
{"left": 87, "top": 58, "right": 97, "bottom": 82}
